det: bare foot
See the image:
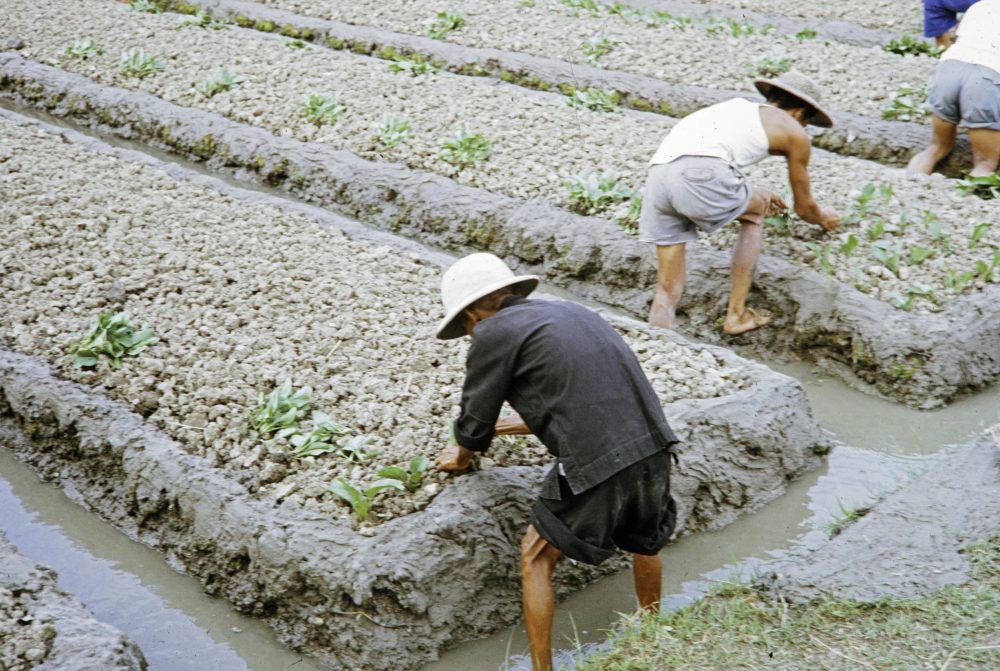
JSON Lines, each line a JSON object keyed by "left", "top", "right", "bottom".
{"left": 722, "top": 308, "right": 771, "bottom": 335}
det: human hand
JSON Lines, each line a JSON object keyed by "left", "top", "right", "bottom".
{"left": 765, "top": 190, "right": 789, "bottom": 216}
{"left": 818, "top": 207, "right": 840, "bottom": 232}
{"left": 435, "top": 444, "right": 474, "bottom": 473}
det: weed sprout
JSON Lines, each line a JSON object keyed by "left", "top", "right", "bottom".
{"left": 372, "top": 114, "right": 411, "bottom": 148}
{"left": 427, "top": 11, "right": 465, "bottom": 40}
{"left": 118, "top": 48, "right": 164, "bottom": 78}
{"left": 566, "top": 88, "right": 620, "bottom": 113}
{"left": 794, "top": 27, "right": 818, "bottom": 40}
{"left": 579, "top": 32, "right": 615, "bottom": 65}
{"left": 68, "top": 311, "right": 157, "bottom": 369}
{"left": 387, "top": 54, "right": 437, "bottom": 77}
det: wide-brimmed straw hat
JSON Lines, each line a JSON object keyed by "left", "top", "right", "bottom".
{"left": 753, "top": 71, "right": 834, "bottom": 128}
{"left": 436, "top": 253, "right": 538, "bottom": 340}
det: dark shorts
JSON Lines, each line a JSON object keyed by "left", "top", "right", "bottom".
{"left": 929, "top": 59, "right": 1000, "bottom": 130}
{"left": 922, "top": 0, "right": 977, "bottom": 38}
{"left": 531, "top": 450, "right": 677, "bottom": 566}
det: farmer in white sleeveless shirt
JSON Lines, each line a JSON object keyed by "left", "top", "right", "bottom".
{"left": 640, "top": 72, "right": 840, "bottom": 335}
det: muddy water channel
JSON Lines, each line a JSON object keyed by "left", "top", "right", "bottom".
{"left": 2, "top": 105, "right": 998, "bottom": 670}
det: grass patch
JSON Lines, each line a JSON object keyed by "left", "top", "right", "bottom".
{"left": 576, "top": 537, "right": 1000, "bottom": 671}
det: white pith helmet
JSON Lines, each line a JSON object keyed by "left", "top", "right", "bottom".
{"left": 436, "top": 253, "right": 538, "bottom": 339}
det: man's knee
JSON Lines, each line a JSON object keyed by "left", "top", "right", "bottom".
{"left": 521, "top": 526, "right": 560, "bottom": 570}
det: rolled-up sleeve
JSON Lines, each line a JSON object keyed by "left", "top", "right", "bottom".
{"left": 452, "top": 327, "right": 517, "bottom": 453}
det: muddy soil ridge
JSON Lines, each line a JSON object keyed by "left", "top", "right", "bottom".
{"left": 159, "top": 0, "right": 971, "bottom": 176}
{"left": 2, "top": 53, "right": 995, "bottom": 409}
{"left": 0, "top": 311, "right": 827, "bottom": 671}
{"left": 758, "top": 435, "right": 1000, "bottom": 603}
{"left": 0, "top": 531, "right": 147, "bottom": 671}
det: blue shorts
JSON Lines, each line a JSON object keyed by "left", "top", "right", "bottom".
{"left": 929, "top": 59, "right": 1000, "bottom": 130}
{"left": 923, "top": 0, "right": 978, "bottom": 38}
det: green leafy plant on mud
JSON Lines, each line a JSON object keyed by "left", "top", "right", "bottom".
{"left": 284, "top": 38, "right": 309, "bottom": 49}
{"left": 68, "top": 311, "right": 158, "bottom": 369}
{"left": 922, "top": 210, "right": 950, "bottom": 249}
{"left": 289, "top": 415, "right": 376, "bottom": 463}
{"left": 838, "top": 232, "right": 858, "bottom": 257}
{"left": 247, "top": 380, "right": 312, "bottom": 439}
{"left": 564, "top": 171, "right": 633, "bottom": 216}
{"left": 566, "top": 87, "right": 620, "bottom": 113}
{"left": 129, "top": 0, "right": 163, "bottom": 13}
{"left": 378, "top": 455, "right": 431, "bottom": 492}
{"left": 177, "top": 12, "right": 227, "bottom": 30}
{"left": 870, "top": 240, "right": 903, "bottom": 277}
{"left": 557, "top": 0, "right": 602, "bottom": 17}
{"left": 794, "top": 27, "right": 818, "bottom": 40}
{"left": 440, "top": 130, "right": 492, "bottom": 170}
{"left": 824, "top": 500, "right": 868, "bottom": 537}
{"left": 299, "top": 93, "right": 345, "bottom": 126}
{"left": 747, "top": 49, "right": 790, "bottom": 78}
{"left": 611, "top": 191, "right": 643, "bottom": 235}
{"left": 955, "top": 173, "right": 1000, "bottom": 200}
{"left": 805, "top": 242, "right": 835, "bottom": 275}
{"left": 706, "top": 16, "right": 772, "bottom": 37}
{"left": 387, "top": 54, "right": 437, "bottom": 77}
{"left": 969, "top": 222, "right": 991, "bottom": 248}
{"left": 579, "top": 32, "right": 616, "bottom": 65}
{"left": 372, "top": 113, "right": 411, "bottom": 148}
{"left": 329, "top": 478, "right": 405, "bottom": 522}
{"left": 427, "top": 11, "right": 465, "bottom": 40}
{"left": 882, "top": 84, "right": 930, "bottom": 121}
{"left": 944, "top": 267, "right": 976, "bottom": 292}
{"left": 65, "top": 39, "right": 104, "bottom": 60}
{"left": 194, "top": 69, "right": 243, "bottom": 98}
{"left": 909, "top": 245, "right": 935, "bottom": 265}
{"left": 118, "top": 48, "right": 164, "bottom": 78}
{"left": 883, "top": 33, "right": 942, "bottom": 57}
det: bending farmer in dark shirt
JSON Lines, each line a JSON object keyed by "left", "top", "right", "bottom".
{"left": 433, "top": 253, "right": 678, "bottom": 671}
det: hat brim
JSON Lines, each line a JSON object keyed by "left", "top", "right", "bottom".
{"left": 754, "top": 79, "right": 834, "bottom": 128}
{"left": 435, "top": 276, "right": 539, "bottom": 340}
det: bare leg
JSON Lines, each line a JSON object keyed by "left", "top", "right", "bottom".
{"left": 632, "top": 553, "right": 662, "bottom": 613}
{"left": 649, "top": 243, "right": 686, "bottom": 329}
{"left": 968, "top": 128, "right": 1000, "bottom": 176}
{"left": 906, "top": 116, "right": 958, "bottom": 175}
{"left": 521, "top": 525, "right": 562, "bottom": 671}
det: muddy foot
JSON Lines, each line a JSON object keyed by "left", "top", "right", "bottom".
{"left": 722, "top": 308, "right": 771, "bottom": 335}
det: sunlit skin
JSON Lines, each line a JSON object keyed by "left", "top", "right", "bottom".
{"left": 435, "top": 306, "right": 664, "bottom": 671}
{"left": 907, "top": 117, "right": 1000, "bottom": 177}
{"left": 649, "top": 104, "right": 840, "bottom": 336}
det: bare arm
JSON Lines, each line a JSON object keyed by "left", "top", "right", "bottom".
{"left": 495, "top": 412, "right": 532, "bottom": 435}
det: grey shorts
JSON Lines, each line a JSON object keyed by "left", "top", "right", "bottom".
{"left": 929, "top": 60, "right": 1000, "bottom": 130}
{"left": 638, "top": 156, "right": 751, "bottom": 246}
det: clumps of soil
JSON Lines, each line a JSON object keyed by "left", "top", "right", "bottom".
{"left": 0, "top": 118, "right": 747, "bottom": 524}
{"left": 0, "top": 586, "right": 55, "bottom": 671}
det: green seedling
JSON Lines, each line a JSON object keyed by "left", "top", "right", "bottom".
{"left": 747, "top": 49, "right": 790, "bottom": 78}
{"left": 285, "top": 410, "right": 355, "bottom": 459}
{"left": 870, "top": 240, "right": 902, "bottom": 276}
{"left": 909, "top": 245, "right": 935, "bottom": 264}
{"left": 856, "top": 183, "right": 877, "bottom": 216}
{"left": 805, "top": 242, "right": 835, "bottom": 275}
{"left": 852, "top": 267, "right": 871, "bottom": 293}
{"left": 68, "top": 311, "right": 157, "bottom": 369}
{"left": 579, "top": 32, "right": 615, "bottom": 65}
{"left": 194, "top": 69, "right": 243, "bottom": 98}
{"left": 882, "top": 84, "right": 930, "bottom": 121}
{"left": 177, "top": 12, "right": 227, "bottom": 30}
{"left": 373, "top": 113, "right": 410, "bottom": 148}
{"left": 378, "top": 455, "right": 431, "bottom": 492}
{"left": 248, "top": 380, "right": 311, "bottom": 438}
{"left": 883, "top": 33, "right": 942, "bottom": 57}
{"left": 955, "top": 173, "right": 1000, "bottom": 200}
{"left": 65, "top": 38, "right": 104, "bottom": 60}
{"left": 794, "top": 27, "right": 818, "bottom": 40}
{"left": 706, "top": 16, "right": 771, "bottom": 37}
{"left": 564, "top": 171, "right": 633, "bottom": 215}
{"left": 611, "top": 191, "right": 642, "bottom": 235}
{"left": 388, "top": 54, "right": 437, "bottom": 76}
{"left": 865, "top": 218, "right": 886, "bottom": 241}
{"left": 969, "top": 223, "right": 991, "bottom": 248}
{"left": 557, "top": 0, "right": 601, "bottom": 17}
{"left": 974, "top": 252, "right": 1000, "bottom": 282}
{"left": 839, "top": 232, "right": 858, "bottom": 257}
{"left": 520, "top": 0, "right": 536, "bottom": 7}
{"left": 945, "top": 268, "right": 976, "bottom": 291}
{"left": 824, "top": 500, "right": 865, "bottom": 538}
{"left": 299, "top": 93, "right": 345, "bottom": 126}
{"left": 118, "top": 48, "right": 163, "bottom": 78}
{"left": 887, "top": 291, "right": 914, "bottom": 312}
{"left": 440, "top": 130, "right": 492, "bottom": 170}
{"left": 763, "top": 207, "right": 795, "bottom": 236}
{"left": 130, "top": 0, "right": 162, "bottom": 13}
{"left": 427, "top": 11, "right": 465, "bottom": 39}
{"left": 879, "top": 183, "right": 894, "bottom": 202}
{"left": 923, "top": 211, "right": 950, "bottom": 249}
{"left": 566, "top": 88, "right": 620, "bottom": 113}
{"left": 284, "top": 38, "right": 309, "bottom": 49}
{"left": 340, "top": 435, "right": 378, "bottom": 462}
{"left": 329, "top": 478, "right": 405, "bottom": 522}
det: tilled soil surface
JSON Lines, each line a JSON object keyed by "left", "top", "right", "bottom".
{"left": 684, "top": 0, "right": 923, "bottom": 34}
{"left": 2, "top": 0, "right": 995, "bottom": 314}
{"left": 0, "top": 115, "right": 747, "bottom": 524}
{"left": 254, "top": 0, "right": 936, "bottom": 121}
